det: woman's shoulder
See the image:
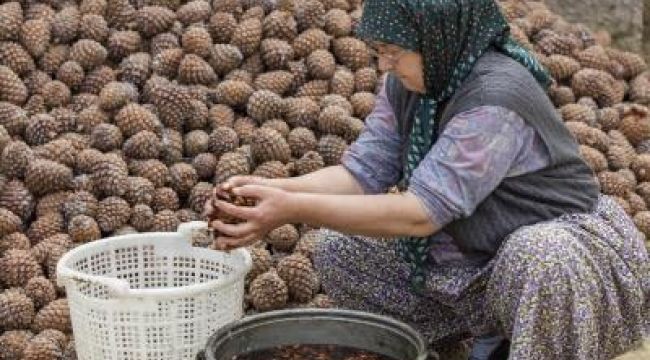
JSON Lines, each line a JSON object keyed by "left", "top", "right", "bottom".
{"left": 443, "top": 51, "right": 554, "bottom": 123}
{"left": 467, "top": 51, "right": 546, "bottom": 94}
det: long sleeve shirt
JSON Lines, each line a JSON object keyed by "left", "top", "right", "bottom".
{"left": 341, "top": 81, "right": 551, "bottom": 265}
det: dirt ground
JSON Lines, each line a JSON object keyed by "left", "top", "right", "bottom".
{"left": 614, "top": 340, "right": 650, "bottom": 360}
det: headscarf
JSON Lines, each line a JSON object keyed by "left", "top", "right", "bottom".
{"left": 356, "top": 0, "right": 551, "bottom": 292}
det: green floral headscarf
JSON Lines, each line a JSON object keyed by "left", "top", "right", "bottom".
{"left": 356, "top": 0, "right": 551, "bottom": 293}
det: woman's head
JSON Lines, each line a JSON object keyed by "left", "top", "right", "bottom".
{"left": 357, "top": 0, "right": 513, "bottom": 99}
{"left": 372, "top": 42, "right": 426, "bottom": 93}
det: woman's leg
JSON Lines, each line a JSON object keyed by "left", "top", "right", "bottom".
{"left": 486, "top": 199, "right": 649, "bottom": 360}
{"left": 313, "top": 230, "right": 471, "bottom": 348}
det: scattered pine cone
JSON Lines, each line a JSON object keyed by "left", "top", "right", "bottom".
{"left": 249, "top": 269, "right": 288, "bottom": 311}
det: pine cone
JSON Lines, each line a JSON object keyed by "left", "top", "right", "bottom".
{"left": 0, "top": 288, "right": 35, "bottom": 330}
{"left": 318, "top": 135, "right": 347, "bottom": 166}
{"left": 24, "top": 159, "right": 73, "bottom": 197}
{"left": 68, "top": 215, "right": 101, "bottom": 243}
{"left": 267, "top": 224, "right": 299, "bottom": 252}
{"left": 572, "top": 69, "right": 625, "bottom": 108}
{"left": 249, "top": 269, "right": 288, "bottom": 311}
{"left": 79, "top": 14, "right": 109, "bottom": 43}
{"left": 251, "top": 127, "right": 291, "bottom": 164}
{"left": 150, "top": 210, "right": 180, "bottom": 232}
{"left": 350, "top": 92, "right": 375, "bottom": 119}
{"left": 178, "top": 54, "right": 217, "bottom": 85}
{"left": 114, "top": 103, "right": 161, "bottom": 138}
{"left": 181, "top": 25, "right": 212, "bottom": 58}
{"left": 253, "top": 161, "right": 289, "bottom": 179}
{"left": 0, "top": 330, "right": 33, "bottom": 359}
{"left": 263, "top": 10, "right": 297, "bottom": 41}
{"left": 193, "top": 153, "right": 218, "bottom": 181}
{"left": 20, "top": 20, "right": 50, "bottom": 58}
{"left": 0, "top": 101, "right": 28, "bottom": 136}
{"left": 32, "top": 299, "right": 70, "bottom": 333}
{"left": 176, "top": 0, "right": 211, "bottom": 25}
{"left": 151, "top": 187, "right": 179, "bottom": 212}
{"left": 0, "top": 2, "right": 23, "bottom": 42}
{"left": 210, "top": 44, "right": 243, "bottom": 76}
{"left": 0, "top": 42, "right": 35, "bottom": 77}
{"left": 277, "top": 253, "right": 318, "bottom": 303}
{"left": 137, "top": 6, "right": 176, "bottom": 37}
{"left": 107, "top": 30, "right": 142, "bottom": 61}
{"left": 247, "top": 90, "right": 285, "bottom": 122}
{"left": 292, "top": 29, "right": 330, "bottom": 58}
{"left": 0, "top": 180, "right": 34, "bottom": 222}
{"left": 295, "top": 150, "right": 324, "bottom": 176}
{"left": 119, "top": 52, "right": 151, "bottom": 88}
{"left": 254, "top": 71, "right": 294, "bottom": 96}
{"left": 130, "top": 204, "right": 154, "bottom": 232}
{"left": 319, "top": 94, "right": 354, "bottom": 114}
{"left": 214, "top": 152, "right": 250, "bottom": 184}
{"left": 24, "top": 277, "right": 56, "bottom": 309}
{"left": 231, "top": 18, "right": 262, "bottom": 57}
{"left": 333, "top": 37, "right": 370, "bottom": 71}
{"left": 96, "top": 196, "right": 131, "bottom": 233}
{"left": 0, "top": 66, "right": 27, "bottom": 105}
{"left": 324, "top": 9, "right": 352, "bottom": 37}
{"left": 208, "top": 12, "right": 237, "bottom": 43}
{"left": 168, "top": 162, "right": 198, "bottom": 198}
{"left": 123, "top": 130, "right": 162, "bottom": 159}
{"left": 284, "top": 97, "right": 320, "bottom": 129}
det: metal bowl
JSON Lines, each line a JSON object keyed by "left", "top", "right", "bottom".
{"left": 198, "top": 308, "right": 428, "bottom": 360}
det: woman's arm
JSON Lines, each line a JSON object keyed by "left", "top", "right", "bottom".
{"left": 208, "top": 185, "right": 436, "bottom": 250}
{"left": 210, "top": 106, "right": 545, "bottom": 250}
{"left": 223, "top": 165, "right": 366, "bottom": 195}
{"left": 289, "top": 191, "right": 437, "bottom": 237}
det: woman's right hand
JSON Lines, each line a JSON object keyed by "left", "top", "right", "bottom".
{"left": 215, "top": 175, "right": 268, "bottom": 198}
{"left": 204, "top": 175, "right": 268, "bottom": 219}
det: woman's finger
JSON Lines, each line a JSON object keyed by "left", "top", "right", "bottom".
{"left": 202, "top": 199, "right": 214, "bottom": 218}
{"left": 211, "top": 220, "right": 256, "bottom": 238}
{"left": 214, "top": 186, "right": 230, "bottom": 199}
{"left": 231, "top": 184, "right": 268, "bottom": 198}
{"left": 214, "top": 199, "right": 257, "bottom": 219}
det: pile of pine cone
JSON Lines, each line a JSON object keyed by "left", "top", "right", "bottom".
{"left": 501, "top": 0, "right": 650, "bottom": 242}
{"left": 1, "top": 0, "right": 650, "bottom": 358}
{"left": 0, "top": 0, "right": 372, "bottom": 356}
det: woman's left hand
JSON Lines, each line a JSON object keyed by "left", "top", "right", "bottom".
{"left": 209, "top": 185, "right": 295, "bottom": 250}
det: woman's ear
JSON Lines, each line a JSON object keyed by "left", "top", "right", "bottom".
{"left": 395, "top": 52, "right": 426, "bottom": 94}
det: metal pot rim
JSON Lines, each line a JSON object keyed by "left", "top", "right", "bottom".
{"left": 202, "top": 308, "right": 428, "bottom": 360}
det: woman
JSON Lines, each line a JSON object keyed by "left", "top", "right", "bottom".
{"left": 205, "top": 0, "right": 650, "bottom": 358}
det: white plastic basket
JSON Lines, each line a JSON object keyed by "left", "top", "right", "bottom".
{"left": 56, "top": 221, "right": 252, "bottom": 360}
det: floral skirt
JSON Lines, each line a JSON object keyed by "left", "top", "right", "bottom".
{"left": 313, "top": 196, "right": 650, "bottom": 359}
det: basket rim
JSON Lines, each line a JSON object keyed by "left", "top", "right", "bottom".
{"left": 56, "top": 230, "right": 252, "bottom": 299}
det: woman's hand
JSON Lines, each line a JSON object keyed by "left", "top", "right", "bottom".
{"left": 209, "top": 185, "right": 296, "bottom": 251}
{"left": 214, "top": 175, "right": 268, "bottom": 198}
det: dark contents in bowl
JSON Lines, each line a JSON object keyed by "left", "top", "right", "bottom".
{"left": 231, "top": 344, "right": 396, "bottom": 360}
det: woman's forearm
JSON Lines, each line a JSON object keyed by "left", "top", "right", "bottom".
{"left": 263, "top": 165, "right": 366, "bottom": 195}
{"left": 288, "top": 191, "right": 439, "bottom": 238}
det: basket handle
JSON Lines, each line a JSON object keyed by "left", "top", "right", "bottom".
{"left": 177, "top": 221, "right": 211, "bottom": 245}
{"left": 56, "top": 263, "right": 132, "bottom": 297}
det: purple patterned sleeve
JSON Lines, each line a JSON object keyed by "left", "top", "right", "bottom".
{"left": 408, "top": 106, "right": 550, "bottom": 228}
{"left": 341, "top": 81, "right": 403, "bottom": 194}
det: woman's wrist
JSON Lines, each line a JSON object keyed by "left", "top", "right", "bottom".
{"left": 283, "top": 191, "right": 307, "bottom": 224}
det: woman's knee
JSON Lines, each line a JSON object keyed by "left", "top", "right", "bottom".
{"left": 497, "top": 224, "right": 578, "bottom": 271}
{"left": 313, "top": 230, "right": 351, "bottom": 271}
{"left": 488, "top": 223, "right": 587, "bottom": 310}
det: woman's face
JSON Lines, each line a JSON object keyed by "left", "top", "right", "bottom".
{"left": 373, "top": 42, "right": 426, "bottom": 94}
